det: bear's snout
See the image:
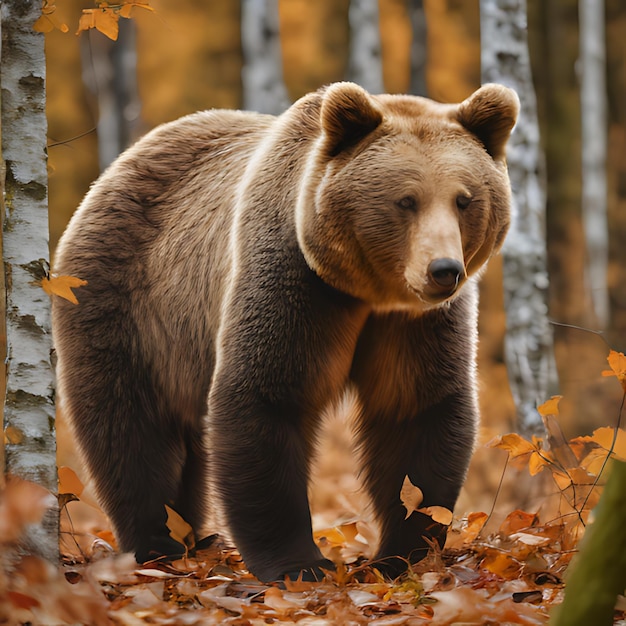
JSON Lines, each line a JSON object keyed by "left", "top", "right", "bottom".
{"left": 427, "top": 258, "right": 465, "bottom": 296}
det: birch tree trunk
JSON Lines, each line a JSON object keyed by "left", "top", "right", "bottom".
{"left": 81, "top": 19, "right": 142, "bottom": 171}
{"left": 480, "top": 0, "right": 558, "bottom": 437}
{"left": 1, "top": 0, "right": 57, "bottom": 559}
{"left": 347, "top": 0, "right": 384, "bottom": 93}
{"left": 408, "top": 0, "right": 427, "bottom": 96}
{"left": 579, "top": 0, "right": 609, "bottom": 328}
{"left": 241, "top": 0, "right": 290, "bottom": 114}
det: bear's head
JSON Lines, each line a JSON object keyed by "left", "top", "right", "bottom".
{"left": 296, "top": 81, "right": 519, "bottom": 312}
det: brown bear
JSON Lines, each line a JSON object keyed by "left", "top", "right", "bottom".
{"left": 52, "top": 82, "right": 519, "bottom": 582}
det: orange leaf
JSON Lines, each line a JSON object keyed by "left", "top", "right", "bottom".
{"left": 486, "top": 433, "right": 536, "bottom": 458}
{"left": 400, "top": 475, "right": 423, "bottom": 520}
{"left": 601, "top": 350, "right": 626, "bottom": 392}
{"left": 41, "top": 274, "right": 87, "bottom": 304}
{"left": 94, "top": 8, "right": 119, "bottom": 40}
{"left": 528, "top": 451, "right": 550, "bottom": 476}
{"left": 499, "top": 510, "right": 538, "bottom": 535}
{"left": 165, "top": 505, "right": 195, "bottom": 552}
{"left": 58, "top": 466, "right": 84, "bottom": 497}
{"left": 417, "top": 505, "right": 453, "bottom": 526}
{"left": 76, "top": 9, "right": 96, "bottom": 34}
{"left": 537, "top": 395, "right": 562, "bottom": 417}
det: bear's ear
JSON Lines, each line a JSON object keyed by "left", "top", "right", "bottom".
{"left": 320, "top": 82, "right": 383, "bottom": 156}
{"left": 455, "top": 84, "right": 519, "bottom": 162}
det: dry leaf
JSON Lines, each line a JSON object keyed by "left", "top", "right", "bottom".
{"left": 41, "top": 274, "right": 87, "bottom": 304}
{"left": 417, "top": 505, "right": 453, "bottom": 526}
{"left": 165, "top": 505, "right": 195, "bottom": 552}
{"left": 58, "top": 466, "right": 84, "bottom": 497}
{"left": 499, "top": 510, "right": 538, "bottom": 535}
{"left": 601, "top": 349, "right": 626, "bottom": 392}
{"left": 400, "top": 476, "right": 423, "bottom": 520}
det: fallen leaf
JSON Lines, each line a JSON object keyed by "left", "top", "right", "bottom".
{"left": 400, "top": 476, "right": 423, "bottom": 520}
{"left": 417, "top": 505, "right": 453, "bottom": 526}
{"left": 499, "top": 510, "right": 538, "bottom": 535}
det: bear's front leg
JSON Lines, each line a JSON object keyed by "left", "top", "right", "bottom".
{"left": 209, "top": 386, "right": 333, "bottom": 582}
{"left": 351, "top": 297, "right": 479, "bottom": 578}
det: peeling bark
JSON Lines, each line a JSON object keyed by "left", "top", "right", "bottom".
{"left": 1, "top": 0, "right": 57, "bottom": 559}
{"left": 480, "top": 0, "right": 559, "bottom": 437}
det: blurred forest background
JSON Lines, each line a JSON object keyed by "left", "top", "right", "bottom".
{"left": 45, "top": 0, "right": 626, "bottom": 516}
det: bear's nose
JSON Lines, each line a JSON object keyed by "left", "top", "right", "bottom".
{"left": 428, "top": 258, "right": 465, "bottom": 292}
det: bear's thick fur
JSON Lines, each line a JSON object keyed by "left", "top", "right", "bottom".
{"left": 53, "top": 82, "right": 518, "bottom": 582}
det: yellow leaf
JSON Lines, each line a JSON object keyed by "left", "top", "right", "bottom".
{"left": 164, "top": 505, "right": 195, "bottom": 552}
{"left": 601, "top": 350, "right": 626, "bottom": 393}
{"left": 76, "top": 9, "right": 96, "bottom": 35}
{"left": 41, "top": 274, "right": 87, "bottom": 304}
{"left": 528, "top": 451, "right": 550, "bottom": 476}
{"left": 537, "top": 395, "right": 562, "bottom": 417}
{"left": 417, "top": 505, "right": 453, "bottom": 526}
{"left": 119, "top": 4, "right": 133, "bottom": 18}
{"left": 486, "top": 432, "right": 536, "bottom": 458}
{"left": 589, "top": 426, "right": 626, "bottom": 460}
{"left": 58, "top": 466, "right": 84, "bottom": 497}
{"left": 400, "top": 475, "right": 423, "bottom": 520}
{"left": 95, "top": 8, "right": 119, "bottom": 40}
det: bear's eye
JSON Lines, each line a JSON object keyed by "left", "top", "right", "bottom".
{"left": 396, "top": 196, "right": 417, "bottom": 212}
{"left": 456, "top": 194, "right": 472, "bottom": 210}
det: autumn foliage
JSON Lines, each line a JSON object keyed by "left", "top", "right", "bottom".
{"left": 1, "top": 352, "right": 625, "bottom": 623}
{"left": 34, "top": 1, "right": 153, "bottom": 41}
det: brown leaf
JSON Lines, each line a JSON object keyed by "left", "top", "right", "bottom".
{"left": 400, "top": 476, "right": 423, "bottom": 520}
{"left": 58, "top": 466, "right": 84, "bottom": 497}
{"left": 165, "top": 505, "right": 195, "bottom": 552}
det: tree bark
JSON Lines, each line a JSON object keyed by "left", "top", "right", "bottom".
{"left": 480, "top": 0, "right": 559, "bottom": 437}
{"left": 347, "top": 0, "right": 385, "bottom": 93}
{"left": 579, "top": 0, "right": 609, "bottom": 328}
{"left": 408, "top": 0, "right": 427, "bottom": 96}
{"left": 1, "top": 0, "right": 57, "bottom": 559}
{"left": 241, "top": 0, "right": 290, "bottom": 114}
{"left": 80, "top": 19, "right": 142, "bottom": 171}
{"left": 550, "top": 459, "right": 626, "bottom": 625}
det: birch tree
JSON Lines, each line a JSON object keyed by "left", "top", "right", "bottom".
{"left": 408, "top": 0, "right": 427, "bottom": 96}
{"left": 480, "top": 0, "right": 558, "bottom": 436}
{"left": 1, "top": 1, "right": 57, "bottom": 558}
{"left": 81, "top": 19, "right": 142, "bottom": 170}
{"left": 241, "top": 0, "right": 290, "bottom": 114}
{"left": 347, "top": 0, "right": 384, "bottom": 93}
{"left": 579, "top": 0, "right": 609, "bottom": 328}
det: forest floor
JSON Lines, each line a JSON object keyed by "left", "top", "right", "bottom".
{"left": 2, "top": 355, "right": 626, "bottom": 625}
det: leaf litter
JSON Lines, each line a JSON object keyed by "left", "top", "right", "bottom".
{"left": 4, "top": 351, "right": 626, "bottom": 624}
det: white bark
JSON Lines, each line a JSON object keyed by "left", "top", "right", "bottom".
{"left": 347, "top": 0, "right": 384, "bottom": 93}
{"left": 409, "top": 0, "right": 427, "bottom": 96}
{"left": 1, "top": 0, "right": 57, "bottom": 558}
{"left": 579, "top": 0, "right": 609, "bottom": 328}
{"left": 480, "top": 0, "right": 559, "bottom": 437}
{"left": 241, "top": 0, "right": 290, "bottom": 114}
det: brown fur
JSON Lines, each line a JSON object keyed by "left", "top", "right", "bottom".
{"left": 53, "top": 82, "right": 519, "bottom": 582}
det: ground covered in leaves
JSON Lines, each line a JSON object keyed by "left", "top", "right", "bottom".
{"left": 3, "top": 352, "right": 626, "bottom": 625}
